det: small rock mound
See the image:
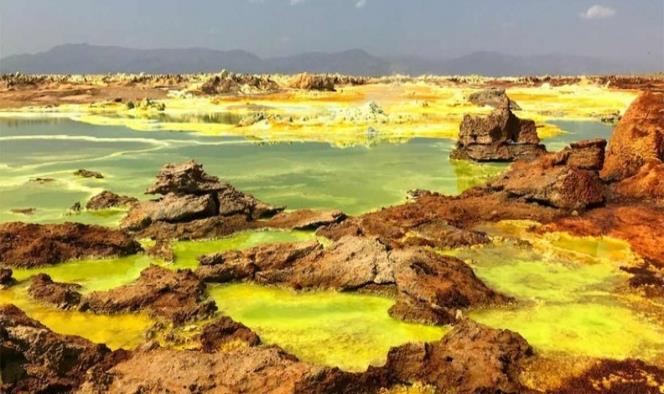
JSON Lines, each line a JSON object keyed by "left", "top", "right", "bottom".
{"left": 287, "top": 72, "right": 337, "bottom": 91}
{"left": 0, "top": 267, "right": 15, "bottom": 288}
{"left": 489, "top": 139, "right": 607, "bottom": 210}
{"left": 85, "top": 190, "right": 138, "bottom": 210}
{"left": 82, "top": 265, "right": 216, "bottom": 325}
{"left": 198, "top": 316, "right": 261, "bottom": 352}
{"left": 0, "top": 222, "right": 142, "bottom": 268}
{"left": 381, "top": 319, "right": 533, "bottom": 393}
{"left": 198, "top": 71, "right": 279, "bottom": 95}
{"left": 73, "top": 169, "right": 104, "bottom": 179}
{"left": 450, "top": 103, "right": 545, "bottom": 162}
{"left": 28, "top": 273, "right": 82, "bottom": 309}
{"left": 468, "top": 88, "right": 521, "bottom": 110}
{"left": 264, "top": 209, "right": 347, "bottom": 230}
{"left": 121, "top": 160, "right": 283, "bottom": 235}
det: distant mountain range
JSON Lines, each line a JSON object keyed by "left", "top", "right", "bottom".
{"left": 0, "top": 43, "right": 658, "bottom": 76}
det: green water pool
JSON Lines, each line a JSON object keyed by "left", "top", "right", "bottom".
{"left": 0, "top": 117, "right": 612, "bottom": 224}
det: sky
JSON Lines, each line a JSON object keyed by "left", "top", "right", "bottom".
{"left": 1, "top": 0, "right": 662, "bottom": 65}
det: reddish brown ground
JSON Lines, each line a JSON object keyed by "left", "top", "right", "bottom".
{"left": 539, "top": 203, "right": 664, "bottom": 268}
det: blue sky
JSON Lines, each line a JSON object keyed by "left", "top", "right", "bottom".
{"left": 1, "top": 0, "right": 662, "bottom": 64}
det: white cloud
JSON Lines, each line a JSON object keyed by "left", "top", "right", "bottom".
{"left": 580, "top": 5, "right": 616, "bottom": 20}
{"left": 355, "top": 0, "right": 367, "bottom": 8}
{"left": 290, "top": 0, "right": 306, "bottom": 5}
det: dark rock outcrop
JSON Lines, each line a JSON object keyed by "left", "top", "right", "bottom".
{"left": 620, "top": 260, "right": 664, "bottom": 298}
{"left": 122, "top": 193, "right": 218, "bottom": 230}
{"left": 73, "top": 169, "right": 104, "bottom": 179}
{"left": 27, "top": 273, "right": 82, "bottom": 309}
{"left": 145, "top": 160, "right": 228, "bottom": 196}
{"left": 9, "top": 208, "right": 35, "bottom": 216}
{"left": 82, "top": 265, "right": 216, "bottom": 325}
{"left": 0, "top": 267, "right": 15, "bottom": 288}
{"left": 488, "top": 139, "right": 606, "bottom": 210}
{"left": 0, "top": 222, "right": 142, "bottom": 268}
{"left": 133, "top": 214, "right": 256, "bottom": 241}
{"left": 468, "top": 88, "right": 521, "bottom": 110}
{"left": 264, "top": 209, "right": 347, "bottom": 230}
{"left": 387, "top": 249, "right": 509, "bottom": 324}
{"left": 0, "top": 304, "right": 120, "bottom": 394}
{"left": 450, "top": 104, "right": 545, "bottom": 162}
{"left": 198, "top": 236, "right": 508, "bottom": 325}
{"left": 85, "top": 190, "right": 138, "bottom": 210}
{"left": 380, "top": 319, "right": 533, "bottom": 393}
{"left": 121, "top": 161, "right": 283, "bottom": 235}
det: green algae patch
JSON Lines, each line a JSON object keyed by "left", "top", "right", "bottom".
{"left": 170, "top": 229, "right": 315, "bottom": 270}
{"left": 0, "top": 284, "right": 152, "bottom": 350}
{"left": 208, "top": 283, "right": 447, "bottom": 371}
{"left": 448, "top": 221, "right": 664, "bottom": 362}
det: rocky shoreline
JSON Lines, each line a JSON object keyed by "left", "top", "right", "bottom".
{"left": 1, "top": 87, "right": 663, "bottom": 393}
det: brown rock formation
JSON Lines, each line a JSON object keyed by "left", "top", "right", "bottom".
{"left": 264, "top": 209, "right": 347, "bottom": 230}
{"left": 77, "top": 345, "right": 369, "bottom": 394}
{"left": 450, "top": 104, "right": 546, "bottom": 162}
{"left": 82, "top": 265, "right": 216, "bottom": 325}
{"left": 145, "top": 160, "right": 229, "bottom": 196}
{"left": 73, "top": 169, "right": 104, "bottom": 179}
{"left": 121, "top": 160, "right": 283, "bottom": 234}
{"left": 318, "top": 188, "right": 565, "bottom": 248}
{"left": 85, "top": 190, "right": 138, "bottom": 210}
{"left": 468, "top": 88, "right": 521, "bottom": 110}
{"left": 0, "top": 267, "right": 14, "bottom": 288}
{"left": 122, "top": 193, "right": 218, "bottom": 230}
{"left": 27, "top": 273, "right": 82, "bottom": 309}
{"left": 387, "top": 249, "right": 509, "bottom": 324}
{"left": 146, "top": 239, "right": 175, "bottom": 262}
{"left": 609, "top": 159, "right": 664, "bottom": 203}
{"left": 198, "top": 316, "right": 261, "bottom": 352}
{"left": 198, "top": 72, "right": 279, "bottom": 95}
{"left": 488, "top": 139, "right": 606, "bottom": 210}
{"left": 0, "top": 304, "right": 121, "bottom": 394}
{"left": 198, "top": 236, "right": 508, "bottom": 325}
{"left": 0, "top": 222, "right": 142, "bottom": 268}
{"left": 601, "top": 91, "right": 664, "bottom": 182}
{"left": 287, "top": 73, "right": 336, "bottom": 91}
{"left": 134, "top": 214, "right": 256, "bottom": 241}
{"left": 620, "top": 260, "right": 664, "bottom": 298}
{"left": 380, "top": 319, "right": 533, "bottom": 393}
{"left": 196, "top": 240, "right": 321, "bottom": 283}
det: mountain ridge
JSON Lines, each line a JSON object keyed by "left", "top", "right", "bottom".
{"left": 0, "top": 43, "right": 657, "bottom": 76}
